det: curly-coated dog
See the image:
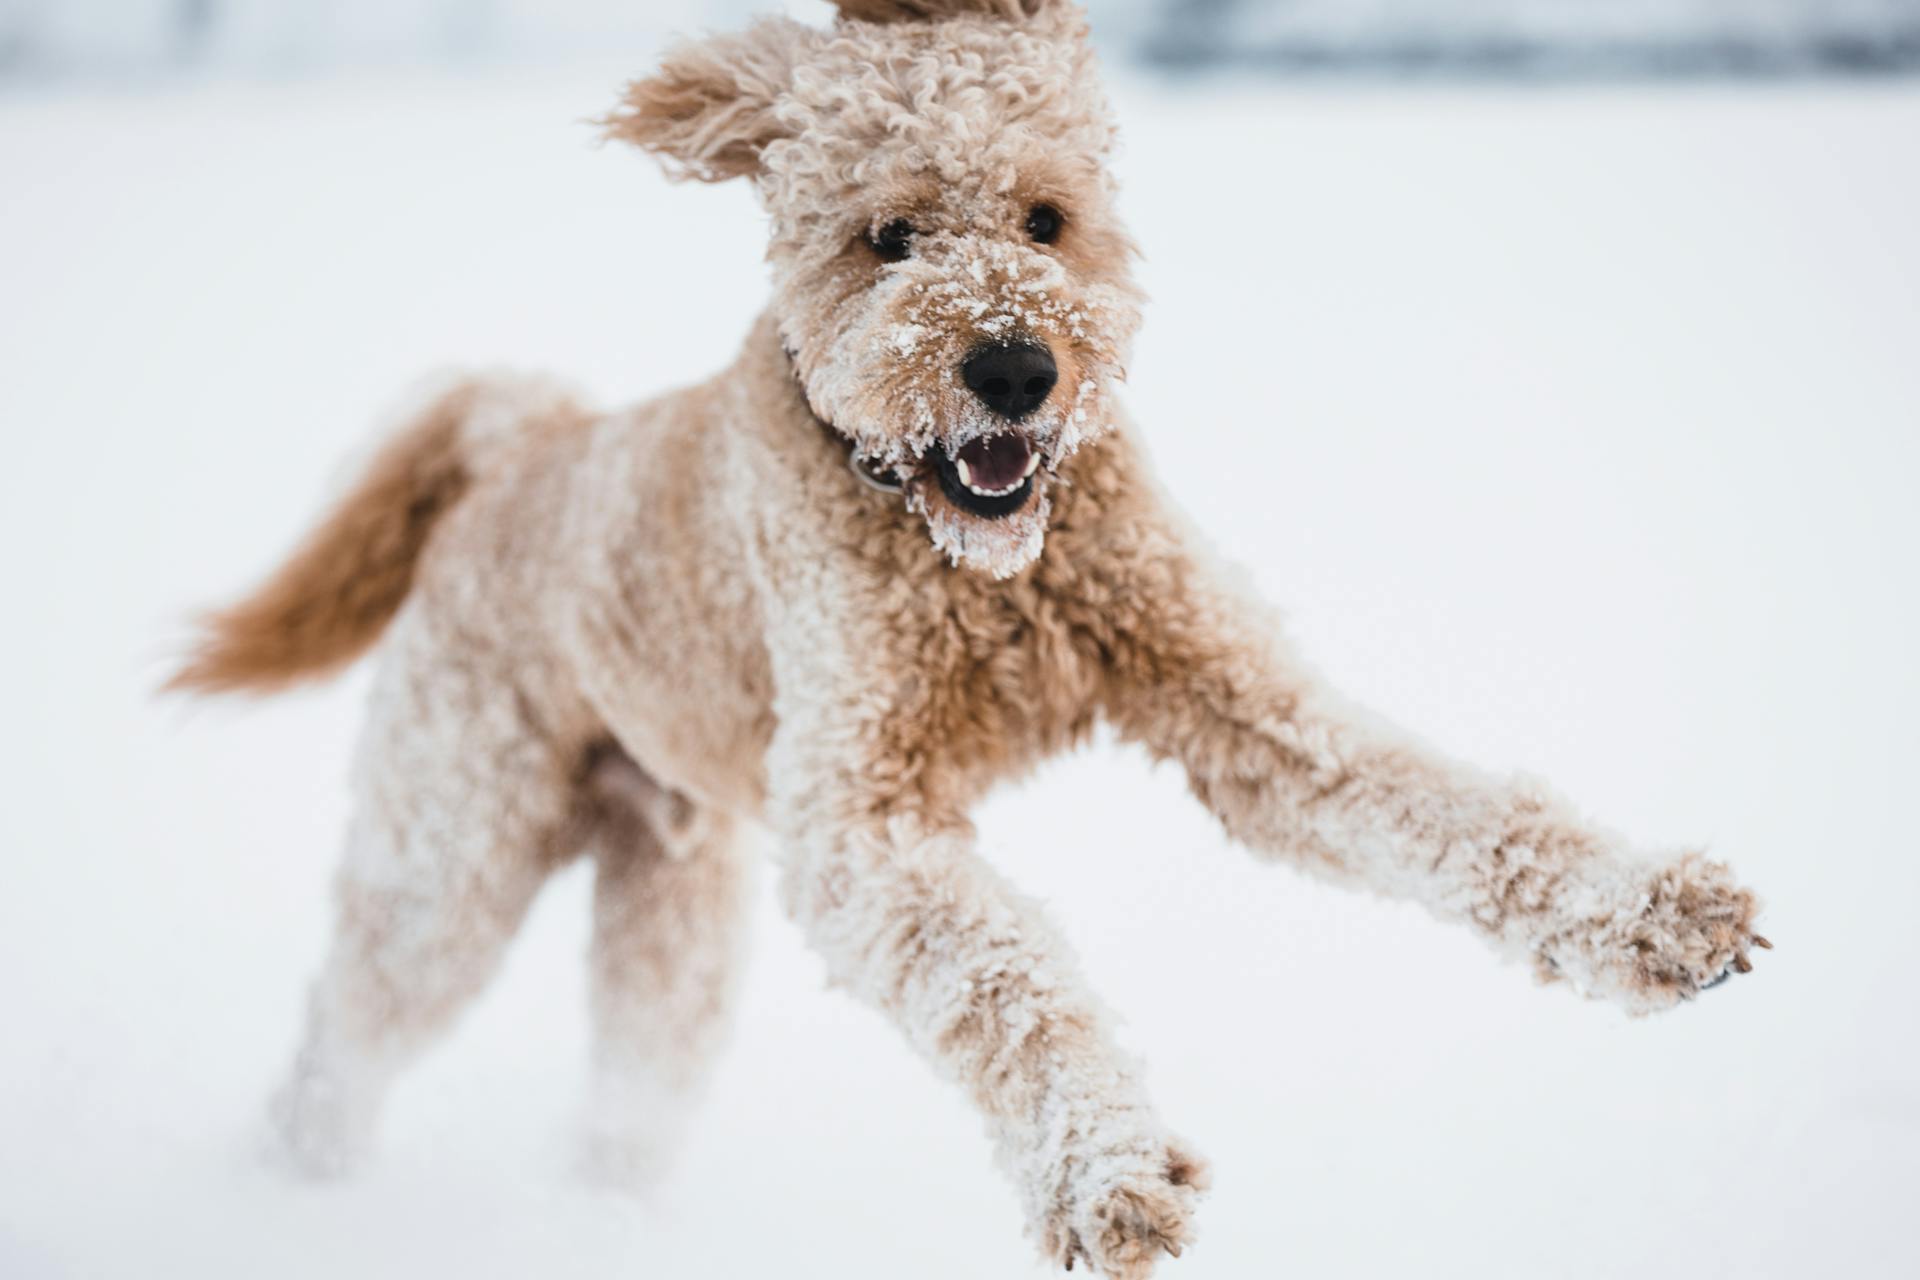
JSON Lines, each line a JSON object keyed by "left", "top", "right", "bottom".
{"left": 173, "top": 1, "right": 1768, "bottom": 1274}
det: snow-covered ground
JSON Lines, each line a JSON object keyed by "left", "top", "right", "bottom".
{"left": 2, "top": 64, "right": 1918, "bottom": 1280}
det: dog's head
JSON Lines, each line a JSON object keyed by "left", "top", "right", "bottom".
{"left": 606, "top": 0, "right": 1140, "bottom": 577}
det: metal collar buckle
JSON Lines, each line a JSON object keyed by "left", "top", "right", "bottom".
{"left": 849, "top": 454, "right": 904, "bottom": 495}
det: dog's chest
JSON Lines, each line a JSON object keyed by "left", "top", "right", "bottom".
{"left": 866, "top": 566, "right": 1101, "bottom": 780}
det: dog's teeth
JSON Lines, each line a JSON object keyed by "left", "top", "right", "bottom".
{"left": 954, "top": 458, "right": 973, "bottom": 488}
{"left": 963, "top": 475, "right": 1020, "bottom": 497}
{"left": 1022, "top": 451, "right": 1041, "bottom": 478}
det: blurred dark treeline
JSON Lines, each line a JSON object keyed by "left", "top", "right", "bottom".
{"left": 1140, "top": 0, "right": 1920, "bottom": 77}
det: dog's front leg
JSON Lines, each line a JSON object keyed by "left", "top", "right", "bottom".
{"left": 768, "top": 722, "right": 1205, "bottom": 1276}
{"left": 1086, "top": 523, "right": 1766, "bottom": 1014}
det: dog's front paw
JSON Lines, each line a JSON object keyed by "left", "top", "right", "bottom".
{"left": 1542, "top": 852, "right": 1768, "bottom": 1014}
{"left": 1039, "top": 1134, "right": 1208, "bottom": 1278}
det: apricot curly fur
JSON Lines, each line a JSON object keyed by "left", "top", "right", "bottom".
{"left": 174, "top": 3, "right": 1765, "bottom": 1275}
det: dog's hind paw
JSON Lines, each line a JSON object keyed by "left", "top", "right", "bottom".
{"left": 261, "top": 1070, "right": 372, "bottom": 1180}
{"left": 573, "top": 1121, "right": 682, "bottom": 1194}
{"left": 572, "top": 1074, "right": 693, "bottom": 1194}
{"left": 1043, "top": 1137, "right": 1208, "bottom": 1279}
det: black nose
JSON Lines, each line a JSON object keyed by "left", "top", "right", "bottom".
{"left": 962, "top": 343, "right": 1057, "bottom": 421}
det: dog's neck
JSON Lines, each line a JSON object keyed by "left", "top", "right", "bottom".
{"left": 781, "top": 345, "right": 905, "bottom": 496}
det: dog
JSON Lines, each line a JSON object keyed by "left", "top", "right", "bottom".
{"left": 172, "top": 2, "right": 1767, "bottom": 1274}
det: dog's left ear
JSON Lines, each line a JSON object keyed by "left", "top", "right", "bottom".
{"left": 602, "top": 18, "right": 817, "bottom": 183}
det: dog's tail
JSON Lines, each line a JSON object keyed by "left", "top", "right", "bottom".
{"left": 167, "top": 375, "right": 577, "bottom": 697}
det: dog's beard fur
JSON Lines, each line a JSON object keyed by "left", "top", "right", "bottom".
{"left": 905, "top": 479, "right": 1054, "bottom": 579}
{"left": 783, "top": 234, "right": 1139, "bottom": 578}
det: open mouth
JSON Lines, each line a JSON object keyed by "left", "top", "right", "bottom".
{"left": 931, "top": 432, "right": 1042, "bottom": 519}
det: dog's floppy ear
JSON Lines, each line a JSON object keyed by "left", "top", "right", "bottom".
{"left": 602, "top": 19, "right": 816, "bottom": 183}
{"left": 831, "top": 0, "right": 1056, "bottom": 22}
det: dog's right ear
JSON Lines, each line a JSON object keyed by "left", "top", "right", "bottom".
{"left": 601, "top": 19, "right": 816, "bottom": 183}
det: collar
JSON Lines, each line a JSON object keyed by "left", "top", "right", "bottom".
{"left": 785, "top": 347, "right": 905, "bottom": 497}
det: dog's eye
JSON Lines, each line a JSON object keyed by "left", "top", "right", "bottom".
{"left": 1025, "top": 204, "right": 1063, "bottom": 245}
{"left": 869, "top": 218, "right": 914, "bottom": 262}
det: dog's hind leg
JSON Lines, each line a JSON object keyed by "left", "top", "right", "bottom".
{"left": 266, "top": 604, "right": 586, "bottom": 1177}
{"left": 573, "top": 748, "right": 751, "bottom": 1189}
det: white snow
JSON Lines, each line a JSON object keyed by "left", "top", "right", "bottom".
{"left": 3, "top": 64, "right": 1919, "bottom": 1279}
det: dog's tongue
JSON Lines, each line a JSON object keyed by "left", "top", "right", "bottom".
{"left": 955, "top": 433, "right": 1032, "bottom": 492}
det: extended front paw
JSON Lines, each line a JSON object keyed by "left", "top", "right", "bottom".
{"left": 1038, "top": 1134, "right": 1208, "bottom": 1278}
{"left": 1541, "top": 852, "right": 1769, "bottom": 1014}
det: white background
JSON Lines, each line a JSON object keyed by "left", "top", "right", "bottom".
{"left": 3, "top": 41, "right": 1919, "bottom": 1280}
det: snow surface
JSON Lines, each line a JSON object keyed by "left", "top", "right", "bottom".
{"left": 3, "top": 64, "right": 1919, "bottom": 1279}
